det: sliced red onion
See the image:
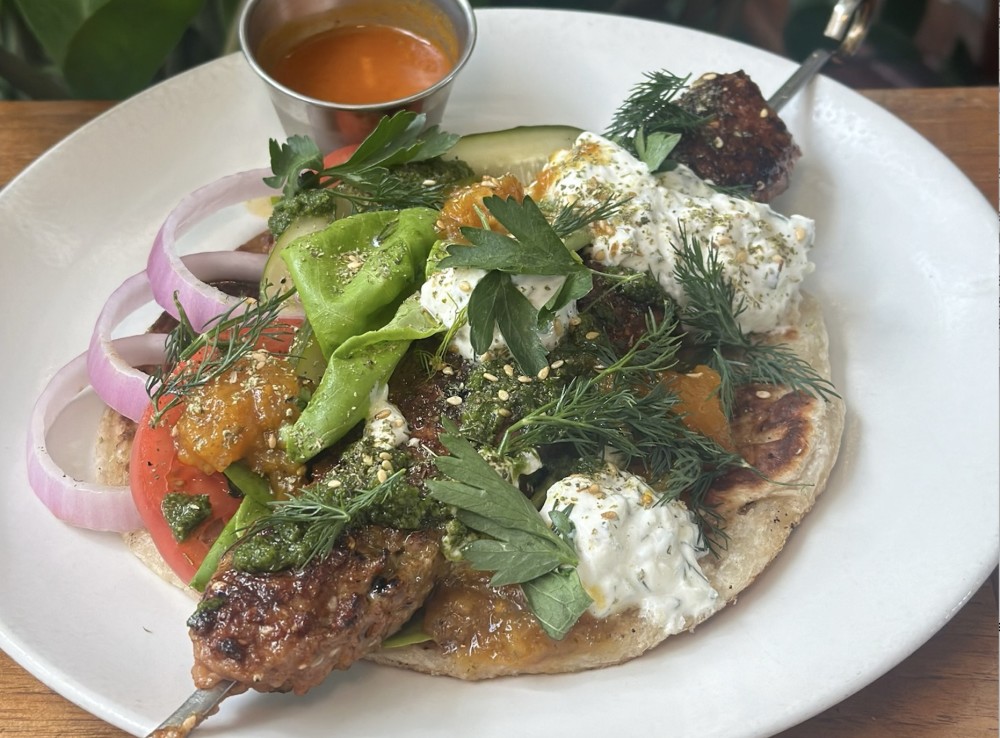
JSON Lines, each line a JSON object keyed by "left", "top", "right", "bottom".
{"left": 147, "top": 168, "right": 274, "bottom": 332}
{"left": 88, "top": 252, "right": 271, "bottom": 422}
{"left": 27, "top": 347, "right": 146, "bottom": 532}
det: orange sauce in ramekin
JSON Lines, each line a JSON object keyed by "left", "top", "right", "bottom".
{"left": 268, "top": 23, "right": 455, "bottom": 105}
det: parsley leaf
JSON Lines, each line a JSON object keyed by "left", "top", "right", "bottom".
{"left": 265, "top": 110, "right": 459, "bottom": 200}
{"left": 438, "top": 195, "right": 593, "bottom": 373}
{"left": 521, "top": 569, "right": 593, "bottom": 639}
{"left": 426, "top": 421, "right": 591, "bottom": 639}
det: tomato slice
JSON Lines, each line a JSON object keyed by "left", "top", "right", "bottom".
{"left": 323, "top": 143, "right": 361, "bottom": 171}
{"left": 130, "top": 320, "right": 301, "bottom": 583}
{"left": 130, "top": 400, "right": 239, "bottom": 583}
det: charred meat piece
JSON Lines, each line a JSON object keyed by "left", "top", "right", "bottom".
{"left": 671, "top": 71, "right": 800, "bottom": 202}
{"left": 188, "top": 527, "right": 441, "bottom": 695}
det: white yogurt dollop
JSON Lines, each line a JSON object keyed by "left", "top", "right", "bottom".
{"left": 540, "top": 466, "right": 719, "bottom": 632}
{"left": 532, "top": 131, "right": 815, "bottom": 334}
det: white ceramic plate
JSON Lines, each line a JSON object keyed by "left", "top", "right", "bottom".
{"left": 1, "top": 9, "right": 996, "bottom": 738}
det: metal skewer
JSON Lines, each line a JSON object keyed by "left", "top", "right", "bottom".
{"left": 145, "top": 680, "right": 237, "bottom": 738}
{"left": 768, "top": 0, "right": 879, "bottom": 112}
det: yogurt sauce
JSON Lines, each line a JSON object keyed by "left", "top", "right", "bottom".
{"left": 532, "top": 131, "right": 815, "bottom": 334}
{"left": 540, "top": 465, "right": 719, "bottom": 632}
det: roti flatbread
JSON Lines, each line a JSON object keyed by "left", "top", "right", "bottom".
{"left": 366, "top": 292, "right": 844, "bottom": 678}
{"left": 97, "top": 292, "right": 843, "bottom": 678}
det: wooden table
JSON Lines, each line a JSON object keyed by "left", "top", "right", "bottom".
{"left": 0, "top": 87, "right": 997, "bottom": 737}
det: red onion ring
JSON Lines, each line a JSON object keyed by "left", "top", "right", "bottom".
{"left": 27, "top": 344, "right": 147, "bottom": 532}
{"left": 147, "top": 168, "right": 274, "bottom": 332}
{"left": 88, "top": 252, "right": 270, "bottom": 422}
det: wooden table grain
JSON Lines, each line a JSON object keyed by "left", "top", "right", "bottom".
{"left": 0, "top": 87, "right": 996, "bottom": 738}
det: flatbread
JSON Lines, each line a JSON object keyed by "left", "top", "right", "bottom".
{"left": 366, "top": 293, "right": 844, "bottom": 678}
{"left": 96, "top": 293, "right": 843, "bottom": 678}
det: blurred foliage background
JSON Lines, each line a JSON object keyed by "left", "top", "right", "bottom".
{"left": 0, "top": 0, "right": 995, "bottom": 100}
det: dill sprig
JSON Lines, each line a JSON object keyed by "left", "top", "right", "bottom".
{"left": 327, "top": 169, "right": 452, "bottom": 213}
{"left": 146, "top": 289, "right": 297, "bottom": 425}
{"left": 548, "top": 195, "right": 632, "bottom": 239}
{"left": 673, "top": 235, "right": 840, "bottom": 415}
{"left": 241, "top": 470, "right": 402, "bottom": 568}
{"left": 498, "top": 310, "right": 747, "bottom": 547}
{"left": 603, "top": 70, "right": 706, "bottom": 171}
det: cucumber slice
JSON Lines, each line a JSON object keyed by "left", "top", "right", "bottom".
{"left": 444, "top": 125, "right": 582, "bottom": 182}
{"left": 261, "top": 215, "right": 330, "bottom": 299}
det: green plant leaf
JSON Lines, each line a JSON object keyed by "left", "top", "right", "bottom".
{"left": 60, "top": 0, "right": 202, "bottom": 98}
{"left": 11, "top": 0, "right": 110, "bottom": 66}
{"left": 521, "top": 568, "right": 592, "bottom": 640}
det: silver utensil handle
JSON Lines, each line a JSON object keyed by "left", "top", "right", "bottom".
{"left": 145, "top": 680, "right": 237, "bottom": 738}
{"left": 768, "top": 0, "right": 879, "bottom": 111}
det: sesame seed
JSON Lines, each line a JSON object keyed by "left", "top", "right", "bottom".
{"left": 377, "top": 469, "right": 389, "bottom": 483}
{"left": 537, "top": 365, "right": 550, "bottom": 380}
{"left": 585, "top": 330, "right": 600, "bottom": 340}
{"left": 458, "top": 280, "right": 472, "bottom": 293}
{"left": 483, "top": 372, "right": 499, "bottom": 382}
{"left": 550, "top": 359, "right": 565, "bottom": 369}
{"left": 497, "top": 408, "right": 512, "bottom": 417}
{"left": 794, "top": 226, "right": 807, "bottom": 241}
{"left": 759, "top": 107, "right": 769, "bottom": 118}
{"left": 517, "top": 375, "right": 533, "bottom": 384}
{"left": 756, "top": 390, "right": 772, "bottom": 399}
{"left": 381, "top": 460, "right": 393, "bottom": 471}
{"left": 378, "top": 451, "right": 392, "bottom": 460}
{"left": 569, "top": 316, "right": 582, "bottom": 326}
{"left": 445, "top": 395, "right": 463, "bottom": 406}
{"left": 328, "top": 479, "right": 343, "bottom": 488}
{"left": 362, "top": 455, "right": 374, "bottom": 466}
{"left": 497, "top": 389, "right": 510, "bottom": 401}
{"left": 503, "top": 364, "right": 515, "bottom": 377}
{"left": 441, "top": 365, "right": 455, "bottom": 376}
{"left": 374, "top": 409, "right": 392, "bottom": 420}
{"left": 703, "top": 72, "right": 718, "bottom": 80}
{"left": 713, "top": 136, "right": 724, "bottom": 149}
{"left": 267, "top": 434, "right": 277, "bottom": 449}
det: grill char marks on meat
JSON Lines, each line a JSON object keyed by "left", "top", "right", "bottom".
{"left": 189, "top": 527, "right": 441, "bottom": 695}
{"left": 671, "top": 71, "right": 801, "bottom": 203}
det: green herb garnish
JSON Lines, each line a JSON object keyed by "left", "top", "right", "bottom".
{"left": 497, "top": 308, "right": 747, "bottom": 549}
{"left": 436, "top": 195, "right": 599, "bottom": 374}
{"left": 265, "top": 111, "right": 459, "bottom": 208}
{"left": 673, "top": 235, "right": 840, "bottom": 415}
{"left": 426, "top": 421, "right": 592, "bottom": 639}
{"left": 233, "top": 470, "right": 403, "bottom": 573}
{"left": 147, "top": 288, "right": 297, "bottom": 425}
{"left": 603, "top": 70, "right": 705, "bottom": 171}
